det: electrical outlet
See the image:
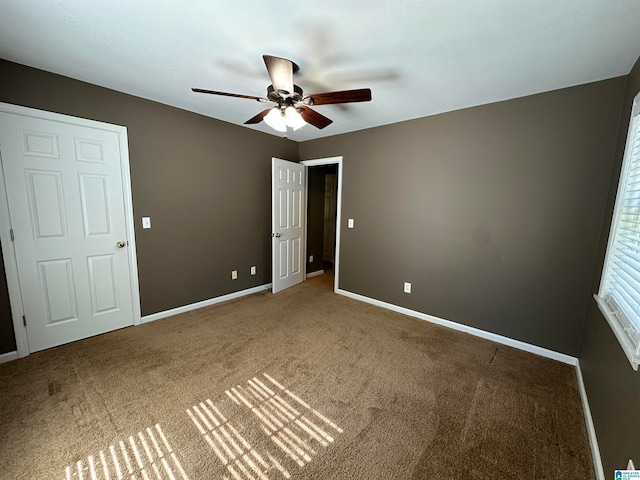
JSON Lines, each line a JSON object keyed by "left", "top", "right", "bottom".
{"left": 404, "top": 282, "right": 411, "bottom": 294}
{"left": 309, "top": 255, "right": 314, "bottom": 263}
{"left": 231, "top": 270, "right": 238, "bottom": 280}
{"left": 250, "top": 266, "right": 256, "bottom": 275}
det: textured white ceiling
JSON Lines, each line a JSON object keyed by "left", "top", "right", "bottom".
{"left": 1, "top": 1, "right": 640, "bottom": 142}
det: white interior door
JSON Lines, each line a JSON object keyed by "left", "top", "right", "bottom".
{"left": 0, "top": 110, "right": 136, "bottom": 352}
{"left": 272, "top": 158, "right": 306, "bottom": 293}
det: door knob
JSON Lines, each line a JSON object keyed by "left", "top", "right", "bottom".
{"left": 271, "top": 233, "right": 281, "bottom": 238}
{"left": 116, "top": 241, "right": 126, "bottom": 248}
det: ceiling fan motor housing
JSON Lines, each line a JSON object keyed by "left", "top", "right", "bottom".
{"left": 267, "top": 84, "right": 304, "bottom": 104}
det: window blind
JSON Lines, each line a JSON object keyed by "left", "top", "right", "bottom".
{"left": 600, "top": 100, "right": 640, "bottom": 366}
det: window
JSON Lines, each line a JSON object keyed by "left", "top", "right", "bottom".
{"left": 597, "top": 92, "right": 640, "bottom": 370}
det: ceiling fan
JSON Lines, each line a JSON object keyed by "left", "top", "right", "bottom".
{"left": 192, "top": 55, "right": 372, "bottom": 132}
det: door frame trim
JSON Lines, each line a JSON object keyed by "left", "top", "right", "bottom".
{"left": 0, "top": 102, "right": 142, "bottom": 357}
{"left": 301, "top": 156, "right": 343, "bottom": 292}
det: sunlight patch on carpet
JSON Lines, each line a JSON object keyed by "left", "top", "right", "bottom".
{"left": 187, "top": 399, "right": 279, "bottom": 480}
{"left": 188, "top": 372, "right": 342, "bottom": 479}
{"left": 63, "top": 424, "right": 189, "bottom": 480}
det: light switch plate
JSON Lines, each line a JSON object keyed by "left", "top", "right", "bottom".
{"left": 348, "top": 218, "right": 354, "bottom": 228}
{"left": 309, "top": 255, "right": 314, "bottom": 263}
{"left": 142, "top": 217, "right": 151, "bottom": 229}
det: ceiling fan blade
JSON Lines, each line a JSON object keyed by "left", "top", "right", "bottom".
{"left": 192, "top": 88, "right": 265, "bottom": 101}
{"left": 299, "top": 106, "right": 333, "bottom": 129}
{"left": 304, "top": 88, "right": 372, "bottom": 105}
{"left": 263, "top": 55, "right": 295, "bottom": 95}
{"left": 244, "top": 109, "right": 272, "bottom": 125}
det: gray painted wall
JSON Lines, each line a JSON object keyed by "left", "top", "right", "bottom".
{"left": 0, "top": 59, "right": 298, "bottom": 353}
{"left": 580, "top": 55, "right": 640, "bottom": 474}
{"left": 300, "top": 78, "right": 626, "bottom": 357}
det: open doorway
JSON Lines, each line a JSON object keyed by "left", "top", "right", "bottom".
{"left": 307, "top": 164, "right": 338, "bottom": 274}
{"left": 322, "top": 170, "right": 338, "bottom": 270}
{"left": 301, "top": 157, "right": 343, "bottom": 293}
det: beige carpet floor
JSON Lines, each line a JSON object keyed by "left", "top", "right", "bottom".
{"left": 0, "top": 272, "right": 594, "bottom": 479}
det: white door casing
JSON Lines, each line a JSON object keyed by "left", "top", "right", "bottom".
{"left": 272, "top": 158, "right": 306, "bottom": 294}
{"left": 0, "top": 103, "right": 140, "bottom": 355}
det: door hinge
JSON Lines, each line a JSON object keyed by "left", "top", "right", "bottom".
{"left": 22, "top": 315, "right": 26, "bottom": 326}
{"left": 10, "top": 228, "right": 14, "bottom": 241}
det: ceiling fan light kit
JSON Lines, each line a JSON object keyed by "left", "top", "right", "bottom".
{"left": 285, "top": 106, "right": 306, "bottom": 130}
{"left": 192, "top": 54, "right": 372, "bottom": 134}
{"left": 263, "top": 106, "right": 306, "bottom": 132}
{"left": 263, "top": 108, "right": 287, "bottom": 132}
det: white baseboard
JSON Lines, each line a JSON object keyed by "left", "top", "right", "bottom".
{"left": 335, "top": 288, "right": 578, "bottom": 365}
{"left": 306, "top": 269, "right": 325, "bottom": 278}
{"left": 575, "top": 361, "right": 605, "bottom": 480}
{"left": 0, "top": 350, "right": 18, "bottom": 364}
{"left": 141, "top": 283, "right": 272, "bottom": 324}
